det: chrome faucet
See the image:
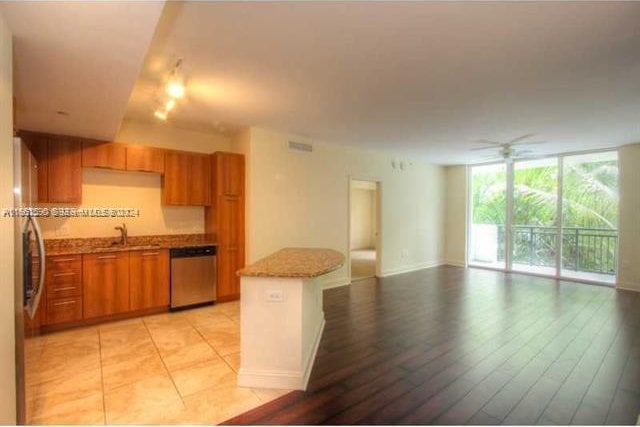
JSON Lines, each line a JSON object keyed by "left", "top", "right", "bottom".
{"left": 115, "top": 223, "right": 128, "bottom": 246}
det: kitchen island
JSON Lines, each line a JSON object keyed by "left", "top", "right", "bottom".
{"left": 237, "top": 248, "right": 344, "bottom": 390}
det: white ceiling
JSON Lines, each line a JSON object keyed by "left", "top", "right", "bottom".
{"left": 124, "top": 2, "right": 640, "bottom": 164}
{"left": 5, "top": 2, "right": 640, "bottom": 163}
{"left": 2, "top": 1, "right": 165, "bottom": 140}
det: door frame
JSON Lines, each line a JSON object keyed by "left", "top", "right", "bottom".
{"left": 347, "top": 176, "right": 382, "bottom": 282}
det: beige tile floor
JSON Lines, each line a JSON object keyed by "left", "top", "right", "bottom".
{"left": 25, "top": 301, "right": 291, "bottom": 425}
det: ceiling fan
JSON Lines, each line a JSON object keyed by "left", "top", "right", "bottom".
{"left": 470, "top": 134, "right": 546, "bottom": 162}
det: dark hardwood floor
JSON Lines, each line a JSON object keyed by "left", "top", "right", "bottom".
{"left": 225, "top": 266, "right": 640, "bottom": 425}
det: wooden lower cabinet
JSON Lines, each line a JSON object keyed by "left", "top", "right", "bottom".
{"left": 217, "top": 247, "right": 240, "bottom": 301}
{"left": 130, "top": 249, "right": 169, "bottom": 310}
{"left": 44, "top": 255, "right": 83, "bottom": 326}
{"left": 82, "top": 252, "right": 130, "bottom": 319}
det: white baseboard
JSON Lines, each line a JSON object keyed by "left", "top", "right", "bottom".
{"left": 322, "top": 277, "right": 350, "bottom": 290}
{"left": 301, "top": 317, "right": 325, "bottom": 389}
{"left": 616, "top": 283, "right": 640, "bottom": 293}
{"left": 444, "top": 260, "right": 467, "bottom": 267}
{"left": 379, "top": 260, "right": 444, "bottom": 278}
{"left": 238, "top": 318, "right": 326, "bottom": 390}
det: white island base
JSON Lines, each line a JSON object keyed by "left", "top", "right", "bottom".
{"left": 238, "top": 275, "right": 325, "bottom": 390}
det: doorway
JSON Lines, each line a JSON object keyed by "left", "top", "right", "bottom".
{"left": 349, "top": 179, "right": 379, "bottom": 281}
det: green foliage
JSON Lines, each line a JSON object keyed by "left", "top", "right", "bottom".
{"left": 472, "top": 158, "right": 618, "bottom": 229}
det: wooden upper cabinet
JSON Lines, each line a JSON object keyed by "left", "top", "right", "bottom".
{"left": 20, "top": 131, "right": 83, "bottom": 204}
{"left": 82, "top": 252, "right": 130, "bottom": 319}
{"left": 189, "top": 153, "right": 211, "bottom": 205}
{"left": 130, "top": 249, "right": 169, "bottom": 311}
{"left": 47, "top": 136, "right": 82, "bottom": 203}
{"left": 163, "top": 151, "right": 190, "bottom": 205}
{"left": 126, "top": 145, "right": 164, "bottom": 173}
{"left": 82, "top": 142, "right": 126, "bottom": 170}
{"left": 215, "top": 152, "right": 245, "bottom": 196}
{"left": 23, "top": 133, "right": 49, "bottom": 203}
{"left": 163, "top": 151, "right": 211, "bottom": 206}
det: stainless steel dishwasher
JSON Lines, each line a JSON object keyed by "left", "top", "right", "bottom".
{"left": 170, "top": 245, "right": 217, "bottom": 309}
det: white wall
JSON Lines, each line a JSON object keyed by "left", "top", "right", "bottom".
{"left": 243, "top": 127, "right": 446, "bottom": 287}
{"left": 444, "top": 165, "right": 467, "bottom": 266}
{"left": 350, "top": 187, "right": 376, "bottom": 250}
{"left": 39, "top": 119, "right": 231, "bottom": 239}
{"left": 618, "top": 143, "right": 640, "bottom": 291}
{"left": 0, "top": 11, "right": 15, "bottom": 423}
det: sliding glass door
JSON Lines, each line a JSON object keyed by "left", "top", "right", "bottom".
{"left": 512, "top": 158, "right": 558, "bottom": 276}
{"left": 561, "top": 152, "right": 618, "bottom": 284}
{"left": 468, "top": 150, "right": 618, "bottom": 285}
{"left": 468, "top": 164, "right": 507, "bottom": 269}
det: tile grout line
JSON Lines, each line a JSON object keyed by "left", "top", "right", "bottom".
{"left": 97, "top": 328, "right": 107, "bottom": 426}
{"left": 141, "top": 317, "right": 188, "bottom": 405}
{"left": 187, "top": 310, "right": 236, "bottom": 369}
{"left": 185, "top": 308, "right": 265, "bottom": 401}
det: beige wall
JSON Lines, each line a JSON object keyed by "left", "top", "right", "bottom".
{"left": 243, "top": 127, "right": 446, "bottom": 287}
{"left": 39, "top": 119, "right": 231, "bottom": 239}
{"left": 444, "top": 165, "right": 467, "bottom": 266}
{"left": 618, "top": 143, "right": 640, "bottom": 291}
{"left": 350, "top": 186, "right": 376, "bottom": 250}
{"left": 115, "top": 118, "right": 231, "bottom": 153}
{"left": 0, "top": 12, "right": 15, "bottom": 423}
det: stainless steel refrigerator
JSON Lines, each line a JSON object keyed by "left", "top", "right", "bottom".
{"left": 13, "top": 137, "right": 45, "bottom": 424}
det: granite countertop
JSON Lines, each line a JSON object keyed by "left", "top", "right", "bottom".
{"left": 45, "top": 233, "right": 217, "bottom": 256}
{"left": 238, "top": 247, "right": 345, "bottom": 278}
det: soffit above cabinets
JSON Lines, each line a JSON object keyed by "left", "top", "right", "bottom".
{"left": 1, "top": 1, "right": 165, "bottom": 141}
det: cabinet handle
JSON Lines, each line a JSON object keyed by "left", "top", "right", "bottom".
{"left": 141, "top": 252, "right": 159, "bottom": 256}
{"left": 97, "top": 255, "right": 117, "bottom": 260}
{"left": 52, "top": 286, "right": 77, "bottom": 292}
{"left": 52, "top": 300, "right": 76, "bottom": 307}
{"left": 52, "top": 272, "right": 77, "bottom": 277}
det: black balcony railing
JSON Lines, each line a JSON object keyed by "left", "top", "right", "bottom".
{"left": 493, "top": 225, "right": 617, "bottom": 275}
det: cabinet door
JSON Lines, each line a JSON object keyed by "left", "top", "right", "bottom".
{"left": 83, "top": 252, "right": 130, "bottom": 318}
{"left": 217, "top": 195, "right": 244, "bottom": 300}
{"left": 48, "top": 137, "right": 82, "bottom": 203}
{"left": 82, "top": 142, "right": 126, "bottom": 170}
{"left": 163, "top": 151, "right": 189, "bottom": 205}
{"left": 217, "top": 247, "right": 240, "bottom": 300}
{"left": 215, "top": 153, "right": 244, "bottom": 196}
{"left": 126, "top": 145, "right": 164, "bottom": 173}
{"left": 188, "top": 153, "right": 211, "bottom": 206}
{"left": 130, "top": 249, "right": 169, "bottom": 311}
{"left": 22, "top": 133, "right": 49, "bottom": 202}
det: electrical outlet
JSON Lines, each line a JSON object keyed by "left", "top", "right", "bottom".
{"left": 266, "top": 290, "right": 285, "bottom": 302}
{"left": 56, "top": 225, "right": 70, "bottom": 237}
{"left": 401, "top": 249, "right": 409, "bottom": 259}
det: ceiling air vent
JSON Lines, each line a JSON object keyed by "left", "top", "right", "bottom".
{"left": 289, "top": 141, "right": 313, "bottom": 153}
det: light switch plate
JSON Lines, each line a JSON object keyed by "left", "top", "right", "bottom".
{"left": 266, "top": 289, "right": 285, "bottom": 302}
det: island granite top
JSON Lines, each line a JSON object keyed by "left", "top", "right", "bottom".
{"left": 238, "top": 247, "right": 345, "bottom": 278}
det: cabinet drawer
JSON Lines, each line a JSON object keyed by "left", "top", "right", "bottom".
{"left": 47, "top": 271, "right": 82, "bottom": 298}
{"left": 47, "top": 255, "right": 82, "bottom": 273}
{"left": 46, "top": 296, "right": 82, "bottom": 325}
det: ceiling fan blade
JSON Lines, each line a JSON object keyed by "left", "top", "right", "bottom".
{"left": 472, "top": 139, "right": 502, "bottom": 146}
{"left": 511, "top": 140, "right": 547, "bottom": 146}
{"left": 507, "top": 133, "right": 537, "bottom": 144}
{"left": 470, "top": 146, "right": 499, "bottom": 151}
